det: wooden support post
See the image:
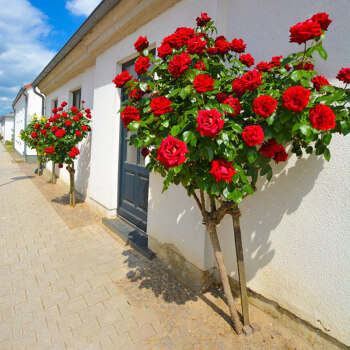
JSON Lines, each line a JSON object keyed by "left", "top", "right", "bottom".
{"left": 51, "top": 162, "right": 55, "bottom": 184}
{"left": 68, "top": 163, "right": 76, "bottom": 207}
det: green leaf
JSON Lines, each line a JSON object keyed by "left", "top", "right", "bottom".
{"left": 247, "top": 149, "right": 257, "bottom": 163}
{"left": 231, "top": 189, "right": 242, "bottom": 204}
{"left": 323, "top": 133, "right": 332, "bottom": 145}
{"left": 179, "top": 85, "right": 192, "bottom": 100}
{"left": 231, "top": 122, "right": 242, "bottom": 133}
{"left": 161, "top": 120, "right": 169, "bottom": 128}
{"left": 139, "top": 82, "right": 148, "bottom": 92}
{"left": 317, "top": 45, "right": 328, "bottom": 60}
{"left": 300, "top": 124, "right": 312, "bottom": 137}
{"left": 220, "top": 104, "right": 235, "bottom": 114}
{"left": 243, "top": 184, "right": 254, "bottom": 195}
{"left": 171, "top": 125, "right": 180, "bottom": 136}
{"left": 183, "top": 131, "right": 194, "bottom": 143}
{"left": 323, "top": 148, "right": 331, "bottom": 161}
{"left": 127, "top": 121, "right": 139, "bottom": 131}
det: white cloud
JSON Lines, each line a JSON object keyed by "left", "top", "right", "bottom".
{"left": 0, "top": 0, "right": 56, "bottom": 115}
{"left": 66, "top": 0, "right": 102, "bottom": 17}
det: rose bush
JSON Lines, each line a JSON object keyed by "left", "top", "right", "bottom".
{"left": 113, "top": 12, "right": 350, "bottom": 333}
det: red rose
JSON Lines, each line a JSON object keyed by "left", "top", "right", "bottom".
{"left": 58, "top": 164, "right": 63, "bottom": 168}
{"left": 86, "top": 113, "right": 92, "bottom": 119}
{"left": 75, "top": 131, "right": 82, "bottom": 137}
{"left": 58, "top": 107, "right": 63, "bottom": 111}
{"left": 85, "top": 108, "right": 91, "bottom": 113}
{"left": 242, "top": 125, "right": 264, "bottom": 147}
{"left": 54, "top": 113, "right": 61, "bottom": 119}
{"left": 78, "top": 112, "right": 83, "bottom": 117}
{"left": 51, "top": 126, "right": 58, "bottom": 132}
{"left": 210, "top": 159, "right": 237, "bottom": 183}
{"left": 162, "top": 33, "right": 184, "bottom": 49}
{"left": 81, "top": 125, "right": 88, "bottom": 131}
{"left": 34, "top": 123, "right": 40, "bottom": 129}
{"left": 150, "top": 96, "right": 173, "bottom": 116}
{"left": 187, "top": 36, "right": 207, "bottom": 54}
{"left": 253, "top": 95, "right": 278, "bottom": 118}
{"left": 135, "top": 56, "right": 150, "bottom": 75}
{"left": 241, "top": 70, "right": 262, "bottom": 91}
{"left": 49, "top": 117, "right": 54, "bottom": 122}
{"left": 231, "top": 78, "right": 245, "bottom": 97}
{"left": 256, "top": 62, "right": 271, "bottom": 72}
{"left": 175, "top": 27, "right": 196, "bottom": 42}
{"left": 311, "top": 12, "right": 332, "bottom": 31}
{"left": 295, "top": 61, "right": 314, "bottom": 71}
{"left": 129, "top": 88, "right": 144, "bottom": 101}
{"left": 73, "top": 116, "right": 79, "bottom": 121}
{"left": 269, "top": 56, "right": 282, "bottom": 67}
{"left": 196, "top": 12, "right": 211, "bottom": 27}
{"left": 231, "top": 38, "right": 246, "bottom": 53}
{"left": 196, "top": 109, "right": 224, "bottom": 138}
{"left": 61, "top": 101, "right": 67, "bottom": 107}
{"left": 31, "top": 132, "right": 38, "bottom": 138}
{"left": 259, "top": 139, "right": 288, "bottom": 164}
{"left": 214, "top": 36, "right": 231, "bottom": 55}
{"left": 72, "top": 147, "right": 79, "bottom": 155}
{"left": 336, "top": 68, "right": 350, "bottom": 84}
{"left": 216, "top": 92, "right": 228, "bottom": 103}
{"left": 71, "top": 106, "right": 78, "bottom": 113}
{"left": 285, "top": 64, "right": 291, "bottom": 71}
{"left": 61, "top": 112, "right": 68, "bottom": 118}
{"left": 40, "top": 129, "right": 47, "bottom": 135}
{"left": 33, "top": 142, "right": 37, "bottom": 146}
{"left": 311, "top": 75, "right": 330, "bottom": 92}
{"left": 52, "top": 108, "right": 58, "bottom": 113}
{"left": 157, "top": 135, "right": 189, "bottom": 168}
{"left": 239, "top": 53, "right": 254, "bottom": 67}
{"left": 44, "top": 123, "right": 50, "bottom": 129}
{"left": 289, "top": 19, "right": 322, "bottom": 44}
{"left": 282, "top": 86, "right": 311, "bottom": 113}
{"left": 68, "top": 151, "right": 76, "bottom": 158}
{"left": 206, "top": 47, "right": 218, "bottom": 56}
{"left": 113, "top": 71, "right": 133, "bottom": 88}
{"left": 194, "top": 60, "right": 207, "bottom": 71}
{"left": 121, "top": 106, "right": 140, "bottom": 129}
{"left": 134, "top": 36, "right": 149, "bottom": 52}
{"left": 193, "top": 74, "right": 215, "bottom": 93}
{"left": 55, "top": 129, "right": 66, "bottom": 138}
{"left": 309, "top": 104, "right": 336, "bottom": 130}
{"left": 168, "top": 53, "right": 191, "bottom": 77}
{"left": 223, "top": 96, "right": 241, "bottom": 117}
{"left": 157, "top": 44, "right": 172, "bottom": 59}
{"left": 45, "top": 147, "right": 55, "bottom": 154}
{"left": 141, "top": 147, "right": 150, "bottom": 157}
{"left": 65, "top": 120, "right": 72, "bottom": 126}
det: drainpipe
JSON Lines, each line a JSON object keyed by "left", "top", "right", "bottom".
{"left": 23, "top": 89, "right": 29, "bottom": 162}
{"left": 33, "top": 85, "right": 45, "bottom": 116}
{"left": 12, "top": 106, "right": 16, "bottom": 151}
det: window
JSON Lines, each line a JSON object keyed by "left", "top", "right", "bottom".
{"left": 72, "top": 89, "right": 81, "bottom": 109}
{"left": 52, "top": 99, "right": 58, "bottom": 110}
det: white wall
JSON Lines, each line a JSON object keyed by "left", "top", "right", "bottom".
{"left": 14, "top": 95, "right": 26, "bottom": 156}
{"left": 0, "top": 116, "right": 13, "bottom": 143}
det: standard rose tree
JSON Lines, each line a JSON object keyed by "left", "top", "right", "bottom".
{"left": 43, "top": 101, "right": 92, "bottom": 206}
{"left": 113, "top": 12, "right": 350, "bottom": 334}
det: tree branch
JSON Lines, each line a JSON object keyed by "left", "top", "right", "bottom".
{"left": 192, "top": 191, "right": 202, "bottom": 212}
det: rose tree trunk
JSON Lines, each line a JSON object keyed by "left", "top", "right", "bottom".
{"left": 67, "top": 163, "right": 76, "bottom": 207}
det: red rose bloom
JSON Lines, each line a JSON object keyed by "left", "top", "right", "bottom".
{"left": 175, "top": 27, "right": 196, "bottom": 42}
{"left": 289, "top": 19, "right": 322, "bottom": 44}
{"left": 311, "top": 12, "right": 332, "bottom": 31}
{"left": 33, "top": 142, "right": 37, "bottom": 146}
{"left": 210, "top": 159, "right": 237, "bottom": 183}
{"left": 73, "top": 116, "right": 79, "bottom": 121}
{"left": 129, "top": 88, "right": 144, "bottom": 101}
{"left": 81, "top": 125, "right": 88, "bottom": 131}
{"left": 214, "top": 36, "right": 231, "bottom": 55}
{"left": 206, "top": 47, "right": 218, "bottom": 56}
{"left": 256, "top": 62, "right": 271, "bottom": 72}
{"left": 85, "top": 108, "right": 90, "bottom": 113}
{"left": 58, "top": 107, "right": 63, "bottom": 111}
{"left": 69, "top": 147, "right": 80, "bottom": 158}
{"left": 157, "top": 44, "right": 172, "bottom": 59}
{"left": 168, "top": 53, "right": 191, "bottom": 77}
{"left": 309, "top": 104, "right": 336, "bottom": 130}
{"left": 40, "top": 129, "right": 47, "bottom": 135}
{"left": 253, "top": 95, "right": 278, "bottom": 118}
{"left": 150, "top": 96, "right": 173, "bottom": 116}
{"left": 239, "top": 53, "right": 254, "bottom": 67}
{"left": 141, "top": 147, "right": 150, "bottom": 157}
{"left": 196, "top": 12, "right": 211, "bottom": 27}
{"left": 34, "top": 123, "right": 40, "bottom": 129}
{"left": 274, "top": 147, "right": 288, "bottom": 164}
{"left": 242, "top": 125, "right": 264, "bottom": 147}
{"left": 285, "top": 64, "right": 291, "bottom": 71}
{"left": 58, "top": 164, "right": 63, "bottom": 168}
{"left": 241, "top": 70, "right": 262, "bottom": 91}
{"left": 72, "top": 147, "right": 80, "bottom": 155}
{"left": 336, "top": 68, "right": 350, "bottom": 84}
{"left": 295, "top": 61, "right": 315, "bottom": 71}
{"left": 77, "top": 112, "right": 83, "bottom": 117}
{"left": 113, "top": 71, "right": 133, "bottom": 88}
{"left": 135, "top": 56, "right": 150, "bottom": 75}
{"left": 54, "top": 113, "right": 61, "bottom": 120}
{"left": 311, "top": 75, "right": 330, "bottom": 92}
{"left": 187, "top": 36, "right": 207, "bottom": 54}
{"left": 157, "top": 135, "right": 189, "bottom": 168}
{"left": 52, "top": 108, "right": 58, "bottom": 113}
{"left": 162, "top": 33, "right": 183, "bottom": 49}
{"left": 231, "top": 78, "right": 245, "bottom": 97}
{"left": 45, "top": 147, "right": 55, "bottom": 154}
{"left": 121, "top": 106, "right": 140, "bottom": 129}
{"left": 194, "top": 60, "right": 207, "bottom": 70}
{"left": 71, "top": 106, "right": 78, "bottom": 113}
{"left": 134, "top": 36, "right": 149, "bottom": 52}
{"left": 216, "top": 92, "right": 228, "bottom": 103}
{"left": 51, "top": 126, "right": 58, "bottom": 132}
{"left": 231, "top": 38, "right": 246, "bottom": 53}
{"left": 31, "top": 132, "right": 38, "bottom": 138}
{"left": 193, "top": 74, "right": 215, "bottom": 93}
{"left": 44, "top": 123, "right": 50, "bottom": 128}
{"left": 49, "top": 117, "right": 54, "bottom": 122}
{"left": 86, "top": 113, "right": 92, "bottom": 119}
{"left": 61, "top": 112, "right": 68, "bottom": 118}
{"left": 196, "top": 109, "right": 224, "bottom": 138}
{"left": 269, "top": 56, "right": 282, "bottom": 67}
{"left": 259, "top": 139, "right": 288, "bottom": 164}
{"left": 55, "top": 129, "right": 66, "bottom": 138}
{"left": 75, "top": 131, "right": 82, "bottom": 137}
{"left": 282, "top": 86, "right": 311, "bottom": 113}
{"left": 61, "top": 101, "right": 67, "bottom": 107}
{"left": 65, "top": 120, "right": 72, "bottom": 126}
{"left": 223, "top": 96, "right": 242, "bottom": 117}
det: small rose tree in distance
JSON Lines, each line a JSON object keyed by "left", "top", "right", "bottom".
{"left": 20, "top": 114, "right": 50, "bottom": 176}
{"left": 43, "top": 101, "right": 92, "bottom": 206}
{"left": 114, "top": 12, "right": 350, "bottom": 333}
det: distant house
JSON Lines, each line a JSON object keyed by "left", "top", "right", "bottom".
{"left": 25, "top": 0, "right": 350, "bottom": 347}
{"left": 12, "top": 84, "right": 43, "bottom": 162}
{"left": 0, "top": 112, "right": 14, "bottom": 143}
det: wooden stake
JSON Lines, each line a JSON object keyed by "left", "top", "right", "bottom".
{"left": 68, "top": 163, "right": 76, "bottom": 207}
{"left": 51, "top": 162, "right": 55, "bottom": 184}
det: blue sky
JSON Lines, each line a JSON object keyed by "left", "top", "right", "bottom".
{"left": 0, "top": 0, "right": 102, "bottom": 115}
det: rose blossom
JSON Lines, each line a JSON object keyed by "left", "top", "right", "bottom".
{"left": 61, "top": 101, "right": 67, "bottom": 107}
{"left": 295, "top": 61, "right": 315, "bottom": 71}
{"left": 231, "top": 78, "right": 245, "bottom": 97}
{"left": 40, "top": 129, "right": 47, "bottom": 135}
{"left": 239, "top": 53, "right": 254, "bottom": 67}
{"left": 141, "top": 147, "right": 150, "bottom": 157}
{"left": 34, "top": 123, "right": 40, "bottom": 130}
{"left": 31, "top": 132, "right": 38, "bottom": 138}
{"left": 256, "top": 62, "right": 271, "bottom": 72}
{"left": 223, "top": 96, "right": 241, "bottom": 117}
{"left": 196, "top": 109, "right": 224, "bottom": 138}
{"left": 241, "top": 70, "right": 262, "bottom": 91}
{"left": 45, "top": 147, "right": 55, "bottom": 154}
{"left": 65, "top": 120, "right": 72, "bottom": 126}
{"left": 150, "top": 97, "right": 173, "bottom": 116}
{"left": 242, "top": 125, "right": 264, "bottom": 147}
{"left": 113, "top": 71, "right": 133, "bottom": 88}
{"left": 253, "top": 95, "right": 278, "bottom": 118}
{"left": 336, "top": 68, "right": 350, "bottom": 84}
{"left": 129, "top": 88, "right": 144, "bottom": 101}
{"left": 168, "top": 53, "right": 191, "bottom": 77}
{"left": 81, "top": 125, "right": 88, "bottom": 131}
{"left": 75, "top": 131, "right": 82, "bottom": 136}
{"left": 311, "top": 12, "right": 332, "bottom": 31}
{"left": 134, "top": 36, "right": 149, "bottom": 52}
{"left": 210, "top": 159, "right": 237, "bottom": 183}
{"left": 121, "top": 106, "right": 140, "bottom": 129}
{"left": 157, "top": 44, "right": 172, "bottom": 59}
{"left": 61, "top": 112, "right": 68, "bottom": 118}
{"left": 194, "top": 60, "right": 207, "bottom": 70}
{"left": 216, "top": 92, "right": 228, "bottom": 103}
{"left": 196, "top": 12, "right": 211, "bottom": 27}
{"left": 259, "top": 139, "right": 288, "bottom": 164}
{"left": 58, "top": 164, "right": 63, "bottom": 168}
{"left": 157, "top": 135, "right": 189, "bottom": 168}
{"left": 71, "top": 106, "right": 78, "bottom": 113}
{"left": 231, "top": 38, "right": 246, "bottom": 53}
{"left": 289, "top": 19, "right": 322, "bottom": 44}
{"left": 135, "top": 56, "right": 150, "bottom": 75}
{"left": 214, "top": 36, "right": 231, "bottom": 55}
{"left": 187, "top": 36, "right": 207, "bottom": 54}
{"left": 55, "top": 129, "right": 66, "bottom": 138}
{"left": 193, "top": 74, "right": 215, "bottom": 93}
{"left": 311, "top": 75, "right": 330, "bottom": 92}
{"left": 282, "top": 86, "right": 311, "bottom": 113}
{"left": 269, "top": 56, "right": 282, "bottom": 67}
{"left": 309, "top": 104, "right": 336, "bottom": 130}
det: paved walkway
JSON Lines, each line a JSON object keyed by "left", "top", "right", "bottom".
{"left": 0, "top": 144, "right": 312, "bottom": 350}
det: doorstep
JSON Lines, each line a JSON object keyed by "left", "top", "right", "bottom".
{"left": 102, "top": 216, "right": 155, "bottom": 260}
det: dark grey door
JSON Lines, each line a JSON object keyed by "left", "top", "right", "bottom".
{"left": 118, "top": 58, "right": 149, "bottom": 232}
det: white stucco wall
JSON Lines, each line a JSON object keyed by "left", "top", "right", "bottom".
{"left": 0, "top": 116, "right": 13, "bottom": 143}
{"left": 14, "top": 94, "right": 26, "bottom": 156}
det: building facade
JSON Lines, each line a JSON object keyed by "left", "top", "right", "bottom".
{"left": 0, "top": 112, "right": 14, "bottom": 143}
{"left": 30, "top": 0, "right": 350, "bottom": 347}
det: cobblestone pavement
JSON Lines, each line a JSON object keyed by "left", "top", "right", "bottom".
{"left": 0, "top": 144, "right": 312, "bottom": 349}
